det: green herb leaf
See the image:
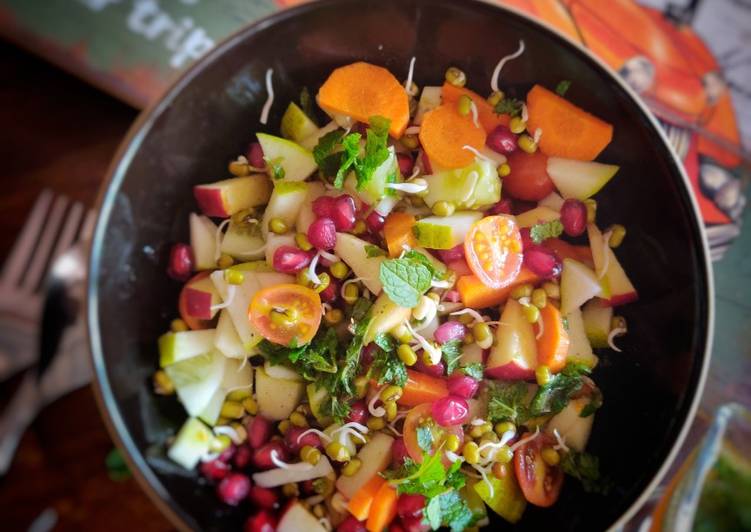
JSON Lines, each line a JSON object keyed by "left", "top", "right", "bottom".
{"left": 487, "top": 381, "right": 530, "bottom": 425}
{"left": 436, "top": 490, "right": 475, "bottom": 532}
{"left": 355, "top": 116, "right": 392, "bottom": 190}
{"left": 530, "top": 219, "right": 564, "bottom": 244}
{"left": 374, "top": 332, "right": 395, "bottom": 352}
{"left": 555, "top": 80, "right": 572, "bottom": 97}
{"left": 494, "top": 97, "right": 523, "bottom": 117}
{"left": 402, "top": 249, "right": 447, "bottom": 280}
{"left": 368, "top": 348, "right": 408, "bottom": 387}
{"left": 425, "top": 496, "right": 443, "bottom": 530}
{"left": 379, "top": 258, "right": 432, "bottom": 308}
{"left": 351, "top": 297, "right": 373, "bottom": 323}
{"left": 461, "top": 363, "right": 484, "bottom": 380}
{"left": 264, "top": 157, "right": 286, "bottom": 180}
{"left": 313, "top": 129, "right": 344, "bottom": 167}
{"left": 416, "top": 425, "right": 434, "bottom": 452}
{"left": 365, "top": 244, "right": 387, "bottom": 258}
{"left": 528, "top": 363, "right": 591, "bottom": 418}
{"left": 580, "top": 387, "right": 603, "bottom": 418}
{"left": 441, "top": 339, "right": 463, "bottom": 374}
{"left": 560, "top": 450, "right": 610, "bottom": 494}
{"left": 334, "top": 132, "right": 362, "bottom": 188}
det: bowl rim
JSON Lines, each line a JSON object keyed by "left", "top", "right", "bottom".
{"left": 85, "top": 0, "right": 715, "bottom": 530}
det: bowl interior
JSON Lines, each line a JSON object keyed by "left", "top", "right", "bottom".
{"left": 88, "top": 0, "right": 711, "bottom": 529}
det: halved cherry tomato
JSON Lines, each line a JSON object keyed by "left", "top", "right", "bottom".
{"left": 402, "top": 403, "right": 463, "bottom": 465}
{"left": 178, "top": 272, "right": 214, "bottom": 330}
{"left": 513, "top": 433, "right": 564, "bottom": 507}
{"left": 504, "top": 151, "right": 553, "bottom": 201}
{"left": 249, "top": 284, "right": 322, "bottom": 345}
{"left": 464, "top": 215, "right": 523, "bottom": 290}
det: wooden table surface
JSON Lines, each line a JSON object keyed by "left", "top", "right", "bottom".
{"left": 0, "top": 41, "right": 172, "bottom": 531}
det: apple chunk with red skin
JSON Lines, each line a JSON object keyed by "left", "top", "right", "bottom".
{"left": 485, "top": 298, "right": 538, "bottom": 380}
{"left": 193, "top": 174, "right": 272, "bottom": 218}
{"left": 183, "top": 275, "right": 220, "bottom": 320}
{"left": 587, "top": 223, "right": 637, "bottom": 306}
{"left": 178, "top": 272, "right": 216, "bottom": 330}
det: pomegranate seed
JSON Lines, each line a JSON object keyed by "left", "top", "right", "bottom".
{"left": 247, "top": 416, "right": 273, "bottom": 448}
{"left": 519, "top": 227, "right": 533, "bottom": 250}
{"left": 487, "top": 198, "right": 513, "bottom": 215}
{"left": 486, "top": 125, "right": 518, "bottom": 154}
{"left": 421, "top": 152, "right": 433, "bottom": 174}
{"left": 233, "top": 444, "right": 253, "bottom": 469}
{"left": 432, "top": 396, "right": 469, "bottom": 426}
{"left": 273, "top": 245, "right": 312, "bottom": 273}
{"left": 391, "top": 438, "right": 409, "bottom": 467}
{"left": 365, "top": 210, "right": 385, "bottom": 233}
{"left": 413, "top": 360, "right": 445, "bottom": 378}
{"left": 248, "top": 485, "right": 279, "bottom": 509}
{"left": 318, "top": 278, "right": 339, "bottom": 303}
{"left": 390, "top": 524, "right": 406, "bottom": 532}
{"left": 245, "top": 509, "right": 278, "bottom": 532}
{"left": 312, "top": 195, "right": 336, "bottom": 218}
{"left": 248, "top": 142, "right": 265, "bottom": 169}
{"left": 284, "top": 426, "right": 321, "bottom": 453}
{"left": 524, "top": 245, "right": 562, "bottom": 279}
{"left": 218, "top": 445, "right": 236, "bottom": 463}
{"left": 444, "top": 290, "right": 460, "bottom": 303}
{"left": 253, "top": 441, "right": 287, "bottom": 470}
{"left": 560, "top": 198, "right": 587, "bottom": 237}
{"left": 447, "top": 373, "right": 480, "bottom": 399}
{"left": 347, "top": 401, "right": 367, "bottom": 424}
{"left": 397, "top": 153, "right": 414, "bottom": 176}
{"left": 433, "top": 321, "right": 467, "bottom": 344}
{"left": 217, "top": 473, "right": 251, "bottom": 506}
{"left": 401, "top": 515, "right": 430, "bottom": 532}
{"left": 200, "top": 459, "right": 230, "bottom": 481}
{"left": 437, "top": 243, "right": 465, "bottom": 263}
{"left": 308, "top": 217, "right": 338, "bottom": 250}
{"left": 397, "top": 493, "right": 426, "bottom": 519}
{"left": 331, "top": 195, "right": 357, "bottom": 231}
{"left": 167, "top": 243, "right": 193, "bottom": 281}
{"left": 337, "top": 515, "right": 367, "bottom": 532}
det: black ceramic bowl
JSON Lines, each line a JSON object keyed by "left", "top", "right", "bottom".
{"left": 87, "top": 0, "right": 713, "bottom": 530}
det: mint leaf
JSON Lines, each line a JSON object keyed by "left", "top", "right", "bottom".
{"left": 365, "top": 244, "right": 387, "bottom": 258}
{"left": 461, "top": 363, "right": 484, "bottom": 380}
{"left": 487, "top": 381, "right": 530, "bottom": 425}
{"left": 368, "top": 347, "right": 407, "bottom": 387}
{"left": 313, "top": 129, "right": 344, "bottom": 166}
{"left": 437, "top": 490, "right": 475, "bottom": 532}
{"left": 402, "top": 249, "right": 447, "bottom": 280}
{"left": 555, "top": 80, "right": 572, "bottom": 97}
{"left": 379, "top": 258, "right": 432, "bottom": 308}
{"left": 494, "top": 97, "right": 523, "bottom": 117}
{"left": 425, "top": 496, "right": 442, "bottom": 530}
{"left": 560, "top": 450, "right": 610, "bottom": 494}
{"left": 530, "top": 219, "right": 564, "bottom": 244}
{"left": 374, "top": 333, "right": 395, "bottom": 352}
{"left": 441, "top": 339, "right": 463, "bottom": 374}
{"left": 528, "top": 363, "right": 592, "bottom": 418}
{"left": 355, "top": 116, "right": 391, "bottom": 189}
{"left": 416, "top": 425, "right": 434, "bottom": 453}
{"left": 334, "top": 132, "right": 362, "bottom": 188}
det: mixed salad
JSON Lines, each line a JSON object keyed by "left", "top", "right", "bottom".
{"left": 154, "top": 47, "right": 637, "bottom": 532}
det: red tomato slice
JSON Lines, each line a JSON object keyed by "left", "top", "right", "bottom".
{"left": 249, "top": 284, "right": 322, "bottom": 345}
{"left": 402, "top": 403, "right": 464, "bottom": 466}
{"left": 513, "top": 433, "right": 564, "bottom": 507}
{"left": 504, "top": 151, "right": 553, "bottom": 201}
{"left": 464, "top": 215, "right": 523, "bottom": 289}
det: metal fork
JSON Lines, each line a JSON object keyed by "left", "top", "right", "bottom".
{"left": 0, "top": 190, "right": 95, "bottom": 380}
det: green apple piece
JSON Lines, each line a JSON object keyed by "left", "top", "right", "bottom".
{"left": 345, "top": 146, "right": 399, "bottom": 205}
{"left": 515, "top": 206, "right": 561, "bottom": 229}
{"left": 261, "top": 181, "right": 308, "bottom": 237}
{"left": 486, "top": 298, "right": 537, "bottom": 380}
{"left": 264, "top": 360, "right": 303, "bottom": 382}
{"left": 229, "top": 260, "right": 273, "bottom": 273}
{"left": 587, "top": 224, "right": 637, "bottom": 305}
{"left": 194, "top": 174, "right": 273, "bottom": 218}
{"left": 165, "top": 350, "right": 227, "bottom": 416}
{"left": 255, "top": 367, "right": 305, "bottom": 420}
{"left": 546, "top": 397, "right": 594, "bottom": 452}
{"left": 265, "top": 233, "right": 296, "bottom": 267}
{"left": 199, "top": 356, "right": 254, "bottom": 425}
{"left": 214, "top": 309, "right": 246, "bottom": 359}
{"left": 167, "top": 417, "right": 213, "bottom": 470}
{"left": 423, "top": 159, "right": 500, "bottom": 209}
{"left": 299, "top": 121, "right": 339, "bottom": 151}
{"left": 159, "top": 329, "right": 216, "bottom": 367}
{"left": 560, "top": 258, "right": 602, "bottom": 315}
{"left": 189, "top": 213, "right": 218, "bottom": 270}
{"left": 334, "top": 233, "right": 386, "bottom": 294}
{"left": 296, "top": 182, "right": 327, "bottom": 234}
{"left": 257, "top": 133, "right": 317, "bottom": 183}
{"left": 473, "top": 470, "right": 527, "bottom": 524}
{"left": 278, "top": 503, "right": 330, "bottom": 532}
{"left": 254, "top": 458, "right": 334, "bottom": 491}
{"left": 546, "top": 157, "right": 619, "bottom": 200}
{"left": 221, "top": 222, "right": 265, "bottom": 260}
{"left": 281, "top": 102, "right": 318, "bottom": 143}
{"left": 414, "top": 86, "right": 442, "bottom": 125}
{"left": 564, "top": 307, "right": 598, "bottom": 368}
{"left": 307, "top": 384, "right": 332, "bottom": 426}
{"left": 336, "top": 432, "right": 394, "bottom": 499}
{"left": 462, "top": 481, "right": 489, "bottom": 525}
{"left": 581, "top": 298, "right": 613, "bottom": 349}
{"left": 363, "top": 292, "right": 412, "bottom": 344}
{"left": 538, "top": 191, "right": 564, "bottom": 211}
{"left": 413, "top": 211, "right": 483, "bottom": 250}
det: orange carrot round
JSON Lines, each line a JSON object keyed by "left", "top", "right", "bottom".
{"left": 384, "top": 212, "right": 417, "bottom": 257}
{"left": 441, "top": 82, "right": 510, "bottom": 132}
{"left": 457, "top": 267, "right": 539, "bottom": 309}
{"left": 365, "top": 482, "right": 398, "bottom": 532}
{"left": 397, "top": 370, "right": 449, "bottom": 407}
{"left": 526, "top": 84, "right": 613, "bottom": 161}
{"left": 419, "top": 104, "right": 486, "bottom": 169}
{"left": 348, "top": 475, "right": 385, "bottom": 522}
{"left": 534, "top": 304, "right": 569, "bottom": 373}
{"left": 317, "top": 62, "right": 409, "bottom": 138}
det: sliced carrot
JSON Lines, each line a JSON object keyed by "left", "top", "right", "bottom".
{"left": 441, "top": 82, "right": 511, "bottom": 132}
{"left": 419, "top": 104, "right": 486, "bottom": 169}
{"left": 457, "top": 267, "right": 539, "bottom": 309}
{"left": 348, "top": 475, "right": 386, "bottom": 522}
{"left": 398, "top": 370, "right": 449, "bottom": 407}
{"left": 542, "top": 238, "right": 594, "bottom": 269}
{"left": 317, "top": 62, "right": 409, "bottom": 138}
{"left": 384, "top": 212, "right": 417, "bottom": 257}
{"left": 526, "top": 84, "right": 613, "bottom": 161}
{"left": 366, "top": 481, "right": 398, "bottom": 532}
{"left": 534, "top": 304, "right": 569, "bottom": 373}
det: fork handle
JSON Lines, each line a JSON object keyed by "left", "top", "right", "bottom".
{"left": 0, "top": 372, "right": 40, "bottom": 475}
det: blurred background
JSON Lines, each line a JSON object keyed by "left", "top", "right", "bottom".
{"left": 0, "top": 0, "right": 748, "bottom": 530}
